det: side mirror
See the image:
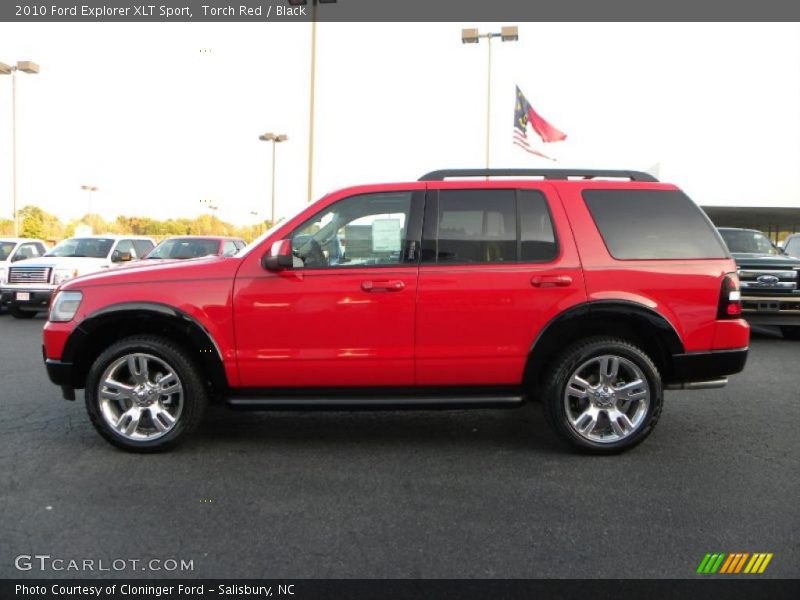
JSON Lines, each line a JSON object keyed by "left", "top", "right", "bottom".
{"left": 112, "top": 251, "right": 133, "bottom": 263}
{"left": 262, "top": 239, "right": 293, "bottom": 271}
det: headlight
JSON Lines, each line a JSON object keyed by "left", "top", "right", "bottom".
{"left": 0, "top": 266, "right": 6, "bottom": 285}
{"left": 53, "top": 268, "right": 79, "bottom": 285}
{"left": 49, "top": 291, "right": 83, "bottom": 322}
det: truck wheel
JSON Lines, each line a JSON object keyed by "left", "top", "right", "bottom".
{"left": 9, "top": 305, "right": 37, "bottom": 319}
{"left": 85, "top": 335, "right": 208, "bottom": 452}
{"left": 780, "top": 326, "right": 800, "bottom": 340}
{"left": 542, "top": 337, "right": 663, "bottom": 454}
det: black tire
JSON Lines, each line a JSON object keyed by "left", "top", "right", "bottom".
{"left": 541, "top": 337, "right": 663, "bottom": 454}
{"left": 9, "top": 305, "right": 37, "bottom": 319}
{"left": 780, "top": 326, "right": 800, "bottom": 341}
{"left": 85, "top": 335, "right": 208, "bottom": 452}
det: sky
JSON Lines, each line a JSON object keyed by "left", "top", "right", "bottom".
{"left": 0, "top": 22, "right": 799, "bottom": 227}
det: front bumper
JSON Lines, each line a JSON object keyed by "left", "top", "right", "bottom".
{"left": 44, "top": 354, "right": 76, "bottom": 401}
{"left": 1, "top": 288, "right": 54, "bottom": 310}
{"left": 740, "top": 294, "right": 800, "bottom": 327}
{"left": 669, "top": 348, "right": 749, "bottom": 384}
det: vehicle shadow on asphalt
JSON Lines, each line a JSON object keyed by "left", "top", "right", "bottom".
{"left": 195, "top": 402, "right": 568, "bottom": 455}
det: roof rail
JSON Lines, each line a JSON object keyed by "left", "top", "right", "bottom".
{"left": 418, "top": 169, "right": 658, "bottom": 182}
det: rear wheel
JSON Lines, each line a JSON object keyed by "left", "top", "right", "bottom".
{"left": 9, "top": 305, "right": 37, "bottom": 319}
{"left": 542, "top": 337, "right": 663, "bottom": 454}
{"left": 85, "top": 335, "right": 208, "bottom": 452}
{"left": 780, "top": 326, "right": 800, "bottom": 340}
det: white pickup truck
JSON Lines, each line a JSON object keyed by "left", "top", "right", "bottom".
{"left": 1, "top": 235, "right": 155, "bottom": 318}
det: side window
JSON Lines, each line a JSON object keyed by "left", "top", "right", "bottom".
{"left": 434, "top": 189, "right": 516, "bottom": 264}
{"left": 291, "top": 192, "right": 412, "bottom": 269}
{"left": 234, "top": 240, "right": 246, "bottom": 251}
{"left": 15, "top": 243, "right": 42, "bottom": 261}
{"left": 133, "top": 240, "right": 154, "bottom": 258}
{"left": 222, "top": 240, "right": 238, "bottom": 257}
{"left": 112, "top": 240, "right": 137, "bottom": 262}
{"left": 519, "top": 190, "right": 558, "bottom": 262}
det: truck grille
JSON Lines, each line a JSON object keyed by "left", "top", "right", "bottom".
{"left": 738, "top": 269, "right": 798, "bottom": 294}
{"left": 8, "top": 266, "right": 52, "bottom": 284}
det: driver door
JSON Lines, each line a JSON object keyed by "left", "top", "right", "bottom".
{"left": 234, "top": 189, "right": 424, "bottom": 388}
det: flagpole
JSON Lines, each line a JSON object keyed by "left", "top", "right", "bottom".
{"left": 485, "top": 36, "right": 492, "bottom": 171}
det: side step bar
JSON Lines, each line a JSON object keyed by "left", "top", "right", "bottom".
{"left": 226, "top": 394, "right": 525, "bottom": 410}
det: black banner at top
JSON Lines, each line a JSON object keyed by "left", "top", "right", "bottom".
{"left": 2, "top": 0, "right": 800, "bottom": 22}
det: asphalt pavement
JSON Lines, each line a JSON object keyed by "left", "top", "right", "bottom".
{"left": 0, "top": 314, "right": 797, "bottom": 579}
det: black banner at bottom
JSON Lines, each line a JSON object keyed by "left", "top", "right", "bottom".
{"left": 2, "top": 579, "right": 799, "bottom": 600}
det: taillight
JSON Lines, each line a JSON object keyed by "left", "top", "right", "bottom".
{"left": 718, "top": 273, "right": 742, "bottom": 319}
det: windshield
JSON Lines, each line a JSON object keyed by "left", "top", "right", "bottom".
{"left": 784, "top": 236, "right": 800, "bottom": 258}
{"left": 147, "top": 238, "right": 220, "bottom": 259}
{"left": 45, "top": 238, "right": 114, "bottom": 259}
{"left": 719, "top": 229, "right": 780, "bottom": 255}
{"left": 0, "top": 242, "right": 14, "bottom": 261}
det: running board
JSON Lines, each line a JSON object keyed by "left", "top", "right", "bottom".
{"left": 226, "top": 394, "right": 525, "bottom": 410}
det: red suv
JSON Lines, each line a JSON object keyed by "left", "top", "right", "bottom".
{"left": 42, "top": 169, "right": 750, "bottom": 454}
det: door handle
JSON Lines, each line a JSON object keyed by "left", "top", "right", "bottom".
{"left": 361, "top": 280, "right": 405, "bottom": 292}
{"left": 531, "top": 275, "right": 573, "bottom": 287}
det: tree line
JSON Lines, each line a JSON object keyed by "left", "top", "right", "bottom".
{"left": 0, "top": 206, "right": 273, "bottom": 243}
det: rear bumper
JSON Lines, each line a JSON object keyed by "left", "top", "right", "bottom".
{"left": 669, "top": 348, "right": 748, "bottom": 384}
{"left": 1, "top": 288, "right": 54, "bottom": 310}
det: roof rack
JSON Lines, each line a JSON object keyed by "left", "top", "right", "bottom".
{"left": 418, "top": 169, "right": 658, "bottom": 182}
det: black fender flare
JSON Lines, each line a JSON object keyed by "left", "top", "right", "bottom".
{"left": 523, "top": 300, "right": 684, "bottom": 386}
{"left": 62, "top": 302, "right": 227, "bottom": 391}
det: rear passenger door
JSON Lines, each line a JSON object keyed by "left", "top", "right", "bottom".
{"left": 415, "top": 185, "right": 586, "bottom": 386}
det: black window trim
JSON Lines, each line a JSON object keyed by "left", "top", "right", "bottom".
{"left": 286, "top": 189, "right": 425, "bottom": 271}
{"left": 420, "top": 187, "right": 561, "bottom": 267}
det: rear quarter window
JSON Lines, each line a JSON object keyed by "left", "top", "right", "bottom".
{"left": 583, "top": 189, "right": 728, "bottom": 260}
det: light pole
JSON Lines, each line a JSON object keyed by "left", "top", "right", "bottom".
{"left": 461, "top": 27, "right": 518, "bottom": 169}
{"left": 1, "top": 60, "right": 40, "bottom": 236}
{"left": 258, "top": 132, "right": 288, "bottom": 224}
{"left": 288, "top": 0, "right": 337, "bottom": 202}
{"left": 81, "top": 184, "right": 98, "bottom": 216}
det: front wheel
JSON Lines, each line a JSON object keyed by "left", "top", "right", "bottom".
{"left": 542, "top": 337, "right": 663, "bottom": 454}
{"left": 780, "top": 326, "right": 800, "bottom": 341}
{"left": 85, "top": 335, "right": 208, "bottom": 452}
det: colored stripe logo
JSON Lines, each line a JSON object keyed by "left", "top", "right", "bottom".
{"left": 697, "top": 553, "right": 773, "bottom": 574}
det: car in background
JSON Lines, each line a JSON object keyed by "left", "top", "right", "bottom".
{"left": 782, "top": 233, "right": 800, "bottom": 259}
{"left": 2, "top": 235, "right": 155, "bottom": 319}
{"left": 0, "top": 238, "right": 49, "bottom": 312}
{"left": 145, "top": 236, "right": 246, "bottom": 260}
{"left": 718, "top": 227, "right": 800, "bottom": 340}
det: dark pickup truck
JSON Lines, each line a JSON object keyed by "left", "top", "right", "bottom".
{"left": 718, "top": 227, "right": 800, "bottom": 340}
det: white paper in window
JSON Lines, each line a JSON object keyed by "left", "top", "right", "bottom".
{"left": 372, "top": 219, "right": 402, "bottom": 252}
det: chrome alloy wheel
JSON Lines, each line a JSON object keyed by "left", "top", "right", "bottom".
{"left": 98, "top": 353, "right": 184, "bottom": 441}
{"left": 563, "top": 355, "right": 650, "bottom": 444}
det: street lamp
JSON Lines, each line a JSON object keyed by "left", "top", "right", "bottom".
{"left": 81, "top": 185, "right": 98, "bottom": 216}
{"left": 460, "top": 26, "right": 518, "bottom": 169}
{"left": 258, "top": 132, "right": 288, "bottom": 224}
{"left": 0, "top": 60, "right": 40, "bottom": 237}
{"left": 288, "top": 0, "right": 338, "bottom": 202}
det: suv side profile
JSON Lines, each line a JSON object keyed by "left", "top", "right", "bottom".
{"left": 42, "top": 169, "right": 750, "bottom": 454}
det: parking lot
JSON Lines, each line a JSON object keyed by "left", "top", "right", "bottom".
{"left": 0, "top": 314, "right": 797, "bottom": 579}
